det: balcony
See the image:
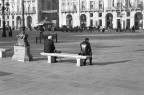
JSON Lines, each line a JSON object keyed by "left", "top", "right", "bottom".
{"left": 61, "top": 9, "right": 77, "bottom": 13}
{"left": 80, "top": 8, "right": 87, "bottom": 12}
{"left": 25, "top": 10, "right": 36, "bottom": 15}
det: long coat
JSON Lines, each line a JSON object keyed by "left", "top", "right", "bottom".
{"left": 44, "top": 39, "right": 55, "bottom": 53}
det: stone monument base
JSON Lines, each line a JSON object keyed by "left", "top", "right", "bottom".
{"left": 12, "top": 46, "right": 33, "bottom": 62}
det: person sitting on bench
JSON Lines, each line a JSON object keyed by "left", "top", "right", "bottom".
{"left": 79, "top": 38, "right": 93, "bottom": 66}
{"left": 44, "top": 35, "right": 57, "bottom": 62}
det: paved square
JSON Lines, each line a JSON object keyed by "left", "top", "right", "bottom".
{"left": 0, "top": 30, "right": 144, "bottom": 95}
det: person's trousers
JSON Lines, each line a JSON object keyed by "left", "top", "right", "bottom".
{"left": 83, "top": 57, "right": 92, "bottom": 65}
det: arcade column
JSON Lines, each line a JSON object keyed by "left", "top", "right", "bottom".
{"left": 112, "top": 11, "right": 117, "bottom": 29}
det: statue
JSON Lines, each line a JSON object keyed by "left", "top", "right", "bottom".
{"left": 12, "top": 31, "right": 33, "bottom": 62}
{"left": 16, "top": 33, "right": 27, "bottom": 46}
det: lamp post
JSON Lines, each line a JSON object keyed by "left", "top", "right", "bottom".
{"left": 50, "top": 0, "right": 52, "bottom": 22}
{"left": 21, "top": 0, "right": 25, "bottom": 34}
{"left": 0, "top": 0, "right": 9, "bottom": 37}
{"left": 12, "top": 0, "right": 33, "bottom": 62}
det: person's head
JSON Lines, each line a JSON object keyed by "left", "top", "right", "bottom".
{"left": 48, "top": 36, "right": 52, "bottom": 40}
{"left": 85, "top": 38, "right": 89, "bottom": 42}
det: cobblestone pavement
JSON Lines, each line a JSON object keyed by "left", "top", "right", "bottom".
{"left": 0, "top": 30, "right": 144, "bottom": 95}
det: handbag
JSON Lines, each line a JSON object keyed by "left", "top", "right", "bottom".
{"left": 78, "top": 51, "right": 85, "bottom": 55}
{"left": 54, "top": 50, "right": 61, "bottom": 53}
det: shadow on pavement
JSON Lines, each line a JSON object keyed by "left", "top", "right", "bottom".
{"left": 32, "top": 57, "right": 48, "bottom": 61}
{"left": 0, "top": 71, "right": 13, "bottom": 77}
{"left": 58, "top": 59, "right": 76, "bottom": 63}
{"left": 6, "top": 50, "right": 14, "bottom": 57}
{"left": 134, "top": 49, "right": 144, "bottom": 51}
{"left": 93, "top": 60, "right": 131, "bottom": 66}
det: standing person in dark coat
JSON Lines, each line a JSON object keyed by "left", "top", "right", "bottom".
{"left": 8, "top": 26, "right": 12, "bottom": 37}
{"left": 39, "top": 25, "right": 44, "bottom": 36}
{"left": 79, "top": 38, "right": 93, "bottom": 66}
{"left": 132, "top": 25, "right": 135, "bottom": 32}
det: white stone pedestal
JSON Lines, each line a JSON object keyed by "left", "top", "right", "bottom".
{"left": 12, "top": 46, "right": 33, "bottom": 62}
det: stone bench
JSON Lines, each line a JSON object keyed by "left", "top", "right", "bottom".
{"left": 0, "top": 48, "right": 12, "bottom": 58}
{"left": 40, "top": 52, "right": 92, "bottom": 67}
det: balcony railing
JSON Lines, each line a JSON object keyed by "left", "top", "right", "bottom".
{"left": 0, "top": 10, "right": 36, "bottom": 15}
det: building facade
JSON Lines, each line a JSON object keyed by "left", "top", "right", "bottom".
{"left": 0, "top": 0, "right": 37, "bottom": 30}
{"left": 59, "top": 0, "right": 144, "bottom": 29}
{"left": 0, "top": 0, "right": 59, "bottom": 30}
{"left": 39, "top": 0, "right": 59, "bottom": 27}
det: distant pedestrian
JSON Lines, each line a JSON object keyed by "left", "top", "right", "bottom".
{"left": 102, "top": 27, "right": 105, "bottom": 33}
{"left": 8, "top": 26, "right": 12, "bottom": 37}
{"left": 132, "top": 25, "right": 135, "bottom": 32}
{"left": 39, "top": 25, "right": 44, "bottom": 36}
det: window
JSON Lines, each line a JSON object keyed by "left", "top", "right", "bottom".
{"left": 12, "top": 21, "right": 14, "bottom": 28}
{"left": 126, "top": 19, "right": 130, "bottom": 27}
{"left": 99, "top": 13, "right": 102, "bottom": 17}
{"left": 99, "top": 19, "right": 102, "bottom": 26}
{"left": 99, "top": 4, "right": 102, "bottom": 9}
{"left": 117, "top": 12, "right": 120, "bottom": 17}
{"left": 127, "top": 12, "right": 130, "bottom": 17}
{"left": 73, "top": 2, "right": 77, "bottom": 11}
{"left": 99, "top": 0, "right": 103, "bottom": 9}
{"left": 90, "top": 13, "right": 93, "bottom": 17}
{"left": 117, "top": 2, "right": 121, "bottom": 9}
{"left": 7, "top": 16, "right": 9, "bottom": 19}
{"left": 33, "top": 7, "right": 36, "bottom": 13}
{"left": 90, "top": 1, "right": 94, "bottom": 10}
{"left": 90, "top": 20, "right": 93, "bottom": 26}
{"left": 81, "top": 1, "right": 86, "bottom": 10}
{"left": 12, "top": 15, "right": 14, "bottom": 19}
{"left": 28, "top": 5, "right": 30, "bottom": 13}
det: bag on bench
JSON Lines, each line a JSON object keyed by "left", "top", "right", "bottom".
{"left": 78, "top": 51, "right": 85, "bottom": 55}
{"left": 54, "top": 50, "right": 61, "bottom": 53}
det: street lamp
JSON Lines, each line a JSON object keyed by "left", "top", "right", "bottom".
{"left": 21, "top": 0, "right": 25, "bottom": 34}
{"left": 0, "top": 0, "right": 9, "bottom": 37}
{"left": 15, "top": 0, "right": 26, "bottom": 46}
{"left": 12, "top": 0, "right": 33, "bottom": 62}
